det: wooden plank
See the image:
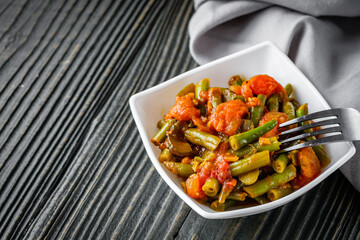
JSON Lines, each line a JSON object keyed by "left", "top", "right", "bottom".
{"left": 0, "top": 0, "right": 358, "bottom": 239}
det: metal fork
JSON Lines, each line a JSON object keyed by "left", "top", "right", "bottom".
{"left": 277, "top": 108, "right": 360, "bottom": 153}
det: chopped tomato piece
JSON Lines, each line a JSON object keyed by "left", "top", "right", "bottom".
{"left": 259, "top": 137, "right": 271, "bottom": 146}
{"left": 246, "top": 97, "right": 262, "bottom": 108}
{"left": 259, "top": 112, "right": 288, "bottom": 137}
{"left": 222, "top": 178, "right": 237, "bottom": 193}
{"left": 292, "top": 174, "right": 314, "bottom": 190}
{"left": 209, "top": 100, "right": 248, "bottom": 136}
{"left": 248, "top": 74, "right": 288, "bottom": 101}
{"left": 166, "top": 93, "right": 200, "bottom": 121}
{"left": 192, "top": 117, "right": 214, "bottom": 133}
{"left": 229, "top": 85, "right": 242, "bottom": 95}
{"left": 208, "top": 142, "right": 232, "bottom": 184}
{"left": 181, "top": 157, "right": 192, "bottom": 164}
{"left": 166, "top": 93, "right": 212, "bottom": 133}
{"left": 298, "top": 147, "right": 321, "bottom": 178}
{"left": 229, "top": 84, "right": 254, "bottom": 99}
{"left": 291, "top": 147, "right": 321, "bottom": 189}
{"left": 211, "top": 158, "right": 232, "bottom": 184}
{"left": 186, "top": 174, "right": 206, "bottom": 199}
{"left": 199, "top": 90, "right": 209, "bottom": 102}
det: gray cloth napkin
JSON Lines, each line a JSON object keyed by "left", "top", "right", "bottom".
{"left": 188, "top": 0, "right": 360, "bottom": 191}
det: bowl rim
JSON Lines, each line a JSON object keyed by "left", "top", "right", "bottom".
{"left": 129, "top": 41, "right": 356, "bottom": 219}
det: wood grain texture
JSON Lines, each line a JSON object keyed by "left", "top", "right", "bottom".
{"left": 0, "top": 0, "right": 359, "bottom": 239}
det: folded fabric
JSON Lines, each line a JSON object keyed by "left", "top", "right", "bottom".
{"left": 188, "top": 0, "right": 360, "bottom": 191}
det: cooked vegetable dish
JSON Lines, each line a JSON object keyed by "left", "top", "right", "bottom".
{"left": 151, "top": 74, "right": 330, "bottom": 211}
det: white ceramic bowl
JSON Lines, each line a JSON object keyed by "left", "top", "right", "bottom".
{"left": 129, "top": 41, "right": 356, "bottom": 219}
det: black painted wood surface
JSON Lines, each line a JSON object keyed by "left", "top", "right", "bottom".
{"left": 0, "top": 0, "right": 359, "bottom": 239}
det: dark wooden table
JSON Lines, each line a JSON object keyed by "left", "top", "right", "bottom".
{"left": 0, "top": 0, "right": 359, "bottom": 239}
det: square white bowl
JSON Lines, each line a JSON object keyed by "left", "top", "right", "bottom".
{"left": 129, "top": 41, "right": 356, "bottom": 219}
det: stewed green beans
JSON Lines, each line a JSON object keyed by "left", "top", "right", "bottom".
{"left": 152, "top": 74, "right": 330, "bottom": 212}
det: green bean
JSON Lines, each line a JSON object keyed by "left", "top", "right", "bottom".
{"left": 163, "top": 162, "right": 194, "bottom": 177}
{"left": 232, "top": 144, "right": 257, "bottom": 159}
{"left": 254, "top": 195, "right": 270, "bottom": 205}
{"left": 272, "top": 153, "right": 288, "bottom": 173}
{"left": 193, "top": 156, "right": 204, "bottom": 164}
{"left": 231, "top": 136, "right": 281, "bottom": 159}
{"left": 290, "top": 98, "right": 301, "bottom": 110}
{"left": 159, "top": 148, "right": 172, "bottom": 162}
{"left": 296, "top": 103, "right": 308, "bottom": 117}
{"left": 177, "top": 83, "right": 195, "bottom": 96}
{"left": 227, "top": 192, "right": 247, "bottom": 201}
{"left": 267, "top": 94, "right": 279, "bottom": 112}
{"left": 233, "top": 179, "right": 245, "bottom": 192}
{"left": 296, "top": 104, "right": 317, "bottom": 141}
{"left": 251, "top": 95, "right": 266, "bottom": 127}
{"left": 157, "top": 119, "right": 165, "bottom": 129}
{"left": 222, "top": 89, "right": 237, "bottom": 102}
{"left": 238, "top": 168, "right": 260, "bottom": 185}
{"left": 195, "top": 79, "right": 210, "bottom": 115}
{"left": 211, "top": 200, "right": 237, "bottom": 211}
{"left": 258, "top": 94, "right": 267, "bottom": 105}
{"left": 184, "top": 128, "right": 221, "bottom": 151}
{"left": 282, "top": 101, "right": 296, "bottom": 120}
{"left": 166, "top": 135, "right": 193, "bottom": 157}
{"left": 151, "top": 119, "right": 175, "bottom": 146}
{"left": 228, "top": 136, "right": 281, "bottom": 156}
{"left": 218, "top": 184, "right": 232, "bottom": 203}
{"left": 241, "top": 119, "right": 254, "bottom": 132}
{"left": 201, "top": 149, "right": 216, "bottom": 161}
{"left": 228, "top": 75, "right": 243, "bottom": 86}
{"left": 243, "top": 165, "right": 297, "bottom": 198}
{"left": 285, "top": 83, "right": 293, "bottom": 97}
{"left": 267, "top": 184, "right": 293, "bottom": 201}
{"left": 251, "top": 106, "right": 264, "bottom": 127}
{"left": 202, "top": 178, "right": 220, "bottom": 197}
{"left": 235, "top": 95, "right": 245, "bottom": 102}
{"left": 230, "top": 151, "right": 270, "bottom": 176}
{"left": 229, "top": 119, "right": 278, "bottom": 150}
{"left": 177, "top": 163, "right": 195, "bottom": 177}
{"left": 289, "top": 139, "right": 301, "bottom": 147}
{"left": 195, "top": 78, "right": 210, "bottom": 100}
{"left": 296, "top": 103, "right": 330, "bottom": 166}
{"left": 288, "top": 150, "right": 299, "bottom": 166}
{"left": 208, "top": 87, "right": 222, "bottom": 112}
{"left": 313, "top": 146, "right": 331, "bottom": 167}
{"left": 255, "top": 137, "right": 281, "bottom": 152}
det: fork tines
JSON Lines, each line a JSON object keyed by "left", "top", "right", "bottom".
{"left": 277, "top": 108, "right": 344, "bottom": 153}
{"left": 279, "top": 108, "right": 340, "bottom": 128}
